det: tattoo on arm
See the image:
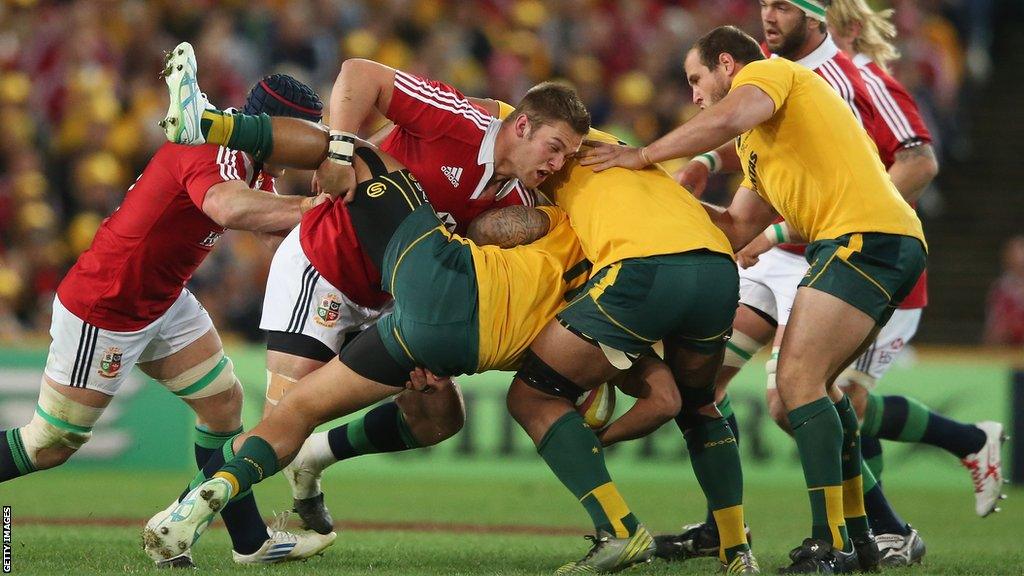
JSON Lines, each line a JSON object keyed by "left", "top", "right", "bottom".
{"left": 894, "top": 143, "right": 937, "bottom": 163}
{"left": 466, "top": 206, "right": 551, "bottom": 248}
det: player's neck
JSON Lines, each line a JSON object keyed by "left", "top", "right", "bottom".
{"left": 793, "top": 32, "right": 827, "bottom": 61}
{"left": 492, "top": 127, "right": 516, "bottom": 179}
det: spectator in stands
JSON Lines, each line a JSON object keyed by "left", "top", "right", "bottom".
{"left": 984, "top": 236, "right": 1024, "bottom": 345}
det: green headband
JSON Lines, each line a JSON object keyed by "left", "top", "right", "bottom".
{"left": 786, "top": 0, "right": 827, "bottom": 21}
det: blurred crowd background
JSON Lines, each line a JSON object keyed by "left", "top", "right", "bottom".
{"left": 0, "top": 0, "right": 1020, "bottom": 346}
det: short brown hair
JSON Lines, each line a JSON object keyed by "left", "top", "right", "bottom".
{"left": 694, "top": 26, "right": 766, "bottom": 70}
{"left": 506, "top": 81, "right": 590, "bottom": 136}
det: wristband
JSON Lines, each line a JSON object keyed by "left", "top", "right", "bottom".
{"left": 638, "top": 146, "right": 652, "bottom": 167}
{"left": 693, "top": 151, "right": 722, "bottom": 174}
{"left": 328, "top": 130, "right": 356, "bottom": 166}
{"left": 763, "top": 223, "right": 790, "bottom": 245}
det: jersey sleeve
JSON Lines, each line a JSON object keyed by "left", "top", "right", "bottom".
{"left": 387, "top": 70, "right": 494, "bottom": 139}
{"left": 732, "top": 60, "right": 794, "bottom": 113}
{"left": 860, "top": 63, "right": 933, "bottom": 149}
{"left": 176, "top": 144, "right": 249, "bottom": 208}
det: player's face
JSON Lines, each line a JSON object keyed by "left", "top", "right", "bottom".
{"left": 516, "top": 119, "right": 583, "bottom": 188}
{"left": 685, "top": 50, "right": 731, "bottom": 109}
{"left": 760, "top": 0, "right": 810, "bottom": 58}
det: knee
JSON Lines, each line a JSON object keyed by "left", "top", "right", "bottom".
{"left": 396, "top": 382, "right": 466, "bottom": 446}
{"left": 766, "top": 389, "right": 791, "bottom": 433}
{"left": 167, "top": 353, "right": 244, "bottom": 430}
{"left": 190, "top": 382, "right": 244, "bottom": 431}
{"left": 21, "top": 383, "right": 105, "bottom": 471}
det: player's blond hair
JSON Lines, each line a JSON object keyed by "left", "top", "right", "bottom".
{"left": 827, "top": 0, "right": 900, "bottom": 71}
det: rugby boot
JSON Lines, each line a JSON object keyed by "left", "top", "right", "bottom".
{"left": 778, "top": 538, "right": 859, "bottom": 574}
{"left": 850, "top": 532, "right": 880, "bottom": 572}
{"left": 232, "top": 511, "right": 336, "bottom": 564}
{"left": 723, "top": 550, "right": 761, "bottom": 574}
{"left": 159, "top": 42, "right": 208, "bottom": 145}
{"left": 555, "top": 525, "right": 655, "bottom": 574}
{"left": 654, "top": 521, "right": 753, "bottom": 561}
{"left": 142, "top": 477, "right": 232, "bottom": 564}
{"left": 961, "top": 421, "right": 1008, "bottom": 517}
{"left": 876, "top": 527, "right": 926, "bottom": 567}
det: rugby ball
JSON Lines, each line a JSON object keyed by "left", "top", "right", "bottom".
{"left": 575, "top": 382, "right": 616, "bottom": 430}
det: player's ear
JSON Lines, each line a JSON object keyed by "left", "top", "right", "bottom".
{"left": 720, "top": 52, "right": 735, "bottom": 75}
{"left": 515, "top": 114, "right": 530, "bottom": 139}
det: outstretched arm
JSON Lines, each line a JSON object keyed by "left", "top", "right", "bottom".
{"left": 202, "top": 180, "right": 326, "bottom": 232}
{"left": 578, "top": 85, "right": 776, "bottom": 171}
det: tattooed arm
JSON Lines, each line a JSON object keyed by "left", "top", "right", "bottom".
{"left": 466, "top": 206, "right": 551, "bottom": 248}
{"left": 888, "top": 143, "right": 939, "bottom": 204}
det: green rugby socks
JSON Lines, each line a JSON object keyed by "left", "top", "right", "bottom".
{"left": 862, "top": 393, "right": 987, "bottom": 458}
{"left": 0, "top": 428, "right": 36, "bottom": 482}
{"left": 538, "top": 411, "right": 640, "bottom": 538}
{"left": 200, "top": 109, "right": 274, "bottom": 162}
{"left": 835, "top": 396, "right": 870, "bottom": 540}
{"left": 682, "top": 416, "right": 749, "bottom": 563}
{"left": 326, "top": 401, "right": 422, "bottom": 460}
{"left": 215, "top": 435, "right": 280, "bottom": 498}
{"left": 790, "top": 397, "right": 849, "bottom": 551}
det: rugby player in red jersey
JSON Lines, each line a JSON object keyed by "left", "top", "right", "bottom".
{"left": 162, "top": 54, "right": 588, "bottom": 533}
{"left": 0, "top": 44, "right": 334, "bottom": 566}
{"left": 826, "top": 0, "right": 1006, "bottom": 562}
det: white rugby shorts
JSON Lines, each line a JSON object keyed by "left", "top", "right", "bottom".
{"left": 839, "top": 308, "right": 922, "bottom": 388}
{"left": 44, "top": 288, "right": 213, "bottom": 395}
{"left": 738, "top": 247, "right": 808, "bottom": 325}
{"left": 260, "top": 226, "right": 388, "bottom": 354}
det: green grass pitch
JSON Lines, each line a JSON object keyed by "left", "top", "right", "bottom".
{"left": 2, "top": 350, "right": 1020, "bottom": 574}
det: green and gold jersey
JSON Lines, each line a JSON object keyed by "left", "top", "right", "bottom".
{"left": 539, "top": 128, "right": 733, "bottom": 273}
{"left": 731, "top": 58, "right": 925, "bottom": 247}
{"left": 445, "top": 206, "right": 588, "bottom": 372}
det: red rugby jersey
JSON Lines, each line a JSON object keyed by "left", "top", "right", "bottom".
{"left": 301, "top": 70, "right": 533, "bottom": 307}
{"left": 854, "top": 54, "right": 933, "bottom": 309}
{"left": 58, "top": 143, "right": 274, "bottom": 331}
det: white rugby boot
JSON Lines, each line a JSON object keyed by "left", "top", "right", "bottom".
{"left": 232, "top": 511, "right": 336, "bottom": 564}
{"left": 960, "top": 420, "right": 1008, "bottom": 517}
{"left": 159, "top": 41, "right": 208, "bottom": 145}
{"left": 142, "top": 477, "right": 233, "bottom": 564}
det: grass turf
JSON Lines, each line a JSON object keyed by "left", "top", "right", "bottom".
{"left": 4, "top": 461, "right": 1022, "bottom": 575}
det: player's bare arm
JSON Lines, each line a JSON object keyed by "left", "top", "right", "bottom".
{"left": 888, "top": 143, "right": 939, "bottom": 203}
{"left": 702, "top": 186, "right": 779, "bottom": 251}
{"left": 466, "top": 206, "right": 551, "bottom": 248}
{"left": 578, "top": 85, "right": 776, "bottom": 172}
{"left": 597, "top": 357, "right": 681, "bottom": 447}
{"left": 317, "top": 59, "right": 399, "bottom": 201}
{"left": 202, "top": 180, "right": 325, "bottom": 232}
{"left": 674, "top": 141, "right": 741, "bottom": 196}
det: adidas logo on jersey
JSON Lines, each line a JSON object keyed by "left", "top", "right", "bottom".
{"left": 441, "top": 166, "right": 463, "bottom": 188}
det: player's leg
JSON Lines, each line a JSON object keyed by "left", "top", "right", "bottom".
{"left": 159, "top": 42, "right": 325, "bottom": 166}
{"left": 775, "top": 286, "right": 878, "bottom": 573}
{"left": 655, "top": 303, "right": 774, "bottom": 563}
{"left": 507, "top": 321, "right": 655, "bottom": 574}
{"left": 849, "top": 308, "right": 1005, "bottom": 518}
{"left": 650, "top": 255, "right": 755, "bottom": 572}
{"left": 143, "top": 327, "right": 407, "bottom": 564}
{"left": 0, "top": 296, "right": 134, "bottom": 482}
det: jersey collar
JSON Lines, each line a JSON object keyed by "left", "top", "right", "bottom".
{"left": 794, "top": 34, "right": 840, "bottom": 70}
{"left": 852, "top": 53, "right": 873, "bottom": 68}
{"left": 471, "top": 117, "right": 520, "bottom": 200}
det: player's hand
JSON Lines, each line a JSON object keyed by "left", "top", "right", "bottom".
{"left": 406, "top": 368, "right": 450, "bottom": 394}
{"left": 577, "top": 141, "right": 648, "bottom": 172}
{"left": 314, "top": 159, "right": 358, "bottom": 203}
{"left": 675, "top": 160, "right": 711, "bottom": 197}
{"left": 736, "top": 232, "right": 773, "bottom": 269}
{"left": 300, "top": 192, "right": 332, "bottom": 214}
